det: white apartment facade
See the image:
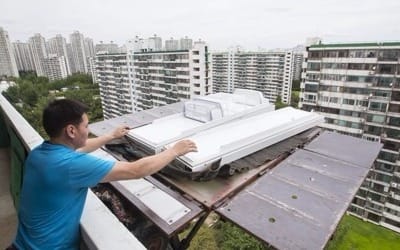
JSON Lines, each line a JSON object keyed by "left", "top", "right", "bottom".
{"left": 42, "top": 55, "right": 68, "bottom": 81}
{"left": 13, "top": 41, "right": 35, "bottom": 72}
{"left": 299, "top": 42, "right": 400, "bottom": 233}
{"left": 129, "top": 41, "right": 211, "bottom": 111}
{"left": 212, "top": 50, "right": 294, "bottom": 104}
{"left": 70, "top": 31, "right": 88, "bottom": 73}
{"left": 94, "top": 38, "right": 210, "bottom": 118}
{"left": 29, "top": 33, "right": 48, "bottom": 77}
{"left": 0, "top": 27, "right": 19, "bottom": 77}
{"left": 47, "top": 35, "right": 71, "bottom": 75}
{"left": 94, "top": 52, "right": 133, "bottom": 119}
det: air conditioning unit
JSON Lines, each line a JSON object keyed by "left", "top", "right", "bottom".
{"left": 391, "top": 182, "right": 398, "bottom": 188}
{"left": 390, "top": 191, "right": 395, "bottom": 198}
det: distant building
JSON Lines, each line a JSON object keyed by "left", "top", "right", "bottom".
{"left": 66, "top": 43, "right": 76, "bottom": 74}
{"left": 165, "top": 38, "right": 179, "bottom": 51}
{"left": 211, "top": 49, "right": 294, "bottom": 104}
{"left": 47, "top": 35, "right": 71, "bottom": 75}
{"left": 94, "top": 39, "right": 211, "bottom": 118}
{"left": 147, "top": 34, "right": 162, "bottom": 51}
{"left": 42, "top": 55, "right": 68, "bottom": 81}
{"left": 180, "top": 36, "right": 193, "bottom": 50}
{"left": 28, "top": 33, "right": 48, "bottom": 76}
{"left": 93, "top": 52, "right": 133, "bottom": 119}
{"left": 129, "top": 35, "right": 164, "bottom": 52}
{"left": 129, "top": 41, "right": 211, "bottom": 111}
{"left": 70, "top": 31, "right": 88, "bottom": 73}
{"left": 13, "top": 41, "right": 35, "bottom": 72}
{"left": 293, "top": 52, "right": 304, "bottom": 81}
{"left": 95, "top": 41, "right": 119, "bottom": 54}
{"left": 299, "top": 41, "right": 400, "bottom": 233}
{"left": 0, "top": 27, "right": 19, "bottom": 77}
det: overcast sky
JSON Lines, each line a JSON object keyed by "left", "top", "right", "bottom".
{"left": 1, "top": 0, "right": 399, "bottom": 50}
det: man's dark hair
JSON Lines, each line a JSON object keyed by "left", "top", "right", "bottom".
{"left": 43, "top": 99, "right": 89, "bottom": 138}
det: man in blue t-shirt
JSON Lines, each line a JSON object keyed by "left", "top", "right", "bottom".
{"left": 9, "top": 99, "right": 197, "bottom": 250}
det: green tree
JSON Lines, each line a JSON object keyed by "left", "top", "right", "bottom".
{"left": 292, "top": 80, "right": 301, "bottom": 91}
{"left": 274, "top": 95, "right": 288, "bottom": 110}
{"left": 3, "top": 73, "right": 102, "bottom": 138}
{"left": 290, "top": 91, "right": 299, "bottom": 108}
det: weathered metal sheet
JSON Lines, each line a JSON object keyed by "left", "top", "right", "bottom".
{"left": 304, "top": 131, "right": 383, "bottom": 168}
{"left": 110, "top": 176, "right": 203, "bottom": 236}
{"left": 216, "top": 131, "right": 382, "bottom": 250}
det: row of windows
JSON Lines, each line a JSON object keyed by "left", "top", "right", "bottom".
{"left": 307, "top": 74, "right": 397, "bottom": 85}
{"left": 308, "top": 49, "right": 400, "bottom": 61}
{"left": 307, "top": 62, "right": 399, "bottom": 75}
{"left": 134, "top": 54, "right": 189, "bottom": 61}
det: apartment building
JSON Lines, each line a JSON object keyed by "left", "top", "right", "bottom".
{"left": 94, "top": 52, "right": 133, "bottom": 119}
{"left": 13, "top": 41, "right": 35, "bottom": 72}
{"left": 0, "top": 27, "right": 19, "bottom": 77}
{"left": 28, "top": 33, "right": 48, "bottom": 76}
{"left": 70, "top": 31, "right": 88, "bottom": 73}
{"left": 47, "top": 35, "right": 71, "bottom": 75}
{"left": 212, "top": 49, "right": 294, "bottom": 104}
{"left": 293, "top": 52, "right": 304, "bottom": 81}
{"left": 299, "top": 42, "right": 400, "bottom": 233}
{"left": 95, "top": 41, "right": 120, "bottom": 54}
{"left": 42, "top": 55, "right": 68, "bottom": 81}
{"left": 94, "top": 37, "right": 210, "bottom": 118}
{"left": 165, "top": 38, "right": 179, "bottom": 51}
{"left": 130, "top": 41, "right": 211, "bottom": 111}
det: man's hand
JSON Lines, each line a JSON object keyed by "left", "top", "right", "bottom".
{"left": 110, "top": 126, "right": 131, "bottom": 139}
{"left": 171, "top": 139, "right": 198, "bottom": 156}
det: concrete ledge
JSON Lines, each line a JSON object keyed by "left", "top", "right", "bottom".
{"left": 81, "top": 191, "right": 146, "bottom": 250}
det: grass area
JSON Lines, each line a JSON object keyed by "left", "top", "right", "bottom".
{"left": 180, "top": 214, "right": 400, "bottom": 250}
{"left": 325, "top": 214, "right": 400, "bottom": 250}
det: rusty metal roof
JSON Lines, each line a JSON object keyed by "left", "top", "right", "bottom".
{"left": 216, "top": 131, "right": 382, "bottom": 250}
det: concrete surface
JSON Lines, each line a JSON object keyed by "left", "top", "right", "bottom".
{"left": 0, "top": 148, "right": 17, "bottom": 248}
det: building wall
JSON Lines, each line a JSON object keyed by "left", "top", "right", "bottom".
{"left": 47, "top": 35, "right": 71, "bottom": 75}
{"left": 0, "top": 27, "right": 19, "bottom": 77}
{"left": 13, "top": 41, "right": 35, "bottom": 72}
{"left": 165, "top": 38, "right": 179, "bottom": 51}
{"left": 130, "top": 42, "right": 210, "bottom": 111}
{"left": 70, "top": 31, "right": 88, "bottom": 73}
{"left": 293, "top": 52, "right": 304, "bottom": 81}
{"left": 299, "top": 42, "right": 400, "bottom": 232}
{"left": 28, "top": 33, "right": 47, "bottom": 76}
{"left": 42, "top": 55, "right": 68, "bottom": 81}
{"left": 94, "top": 53, "right": 133, "bottom": 119}
{"left": 212, "top": 50, "right": 294, "bottom": 104}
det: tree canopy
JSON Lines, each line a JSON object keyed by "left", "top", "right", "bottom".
{"left": 3, "top": 73, "right": 102, "bottom": 139}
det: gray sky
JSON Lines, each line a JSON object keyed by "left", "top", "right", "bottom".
{"left": 1, "top": 0, "right": 400, "bottom": 50}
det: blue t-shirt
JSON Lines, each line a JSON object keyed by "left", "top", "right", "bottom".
{"left": 14, "top": 141, "right": 115, "bottom": 250}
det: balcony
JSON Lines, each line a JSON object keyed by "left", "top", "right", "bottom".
{"left": 0, "top": 94, "right": 145, "bottom": 249}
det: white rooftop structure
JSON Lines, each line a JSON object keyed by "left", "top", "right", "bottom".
{"left": 128, "top": 89, "right": 274, "bottom": 153}
{"left": 128, "top": 89, "right": 323, "bottom": 172}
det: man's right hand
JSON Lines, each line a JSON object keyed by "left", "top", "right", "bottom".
{"left": 171, "top": 139, "right": 198, "bottom": 156}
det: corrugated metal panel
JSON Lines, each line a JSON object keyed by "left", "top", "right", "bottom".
{"left": 216, "top": 131, "right": 382, "bottom": 250}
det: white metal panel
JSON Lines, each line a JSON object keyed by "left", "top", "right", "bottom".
{"left": 171, "top": 107, "right": 324, "bottom": 172}
{"left": 128, "top": 92, "right": 274, "bottom": 152}
{"left": 118, "top": 179, "right": 191, "bottom": 225}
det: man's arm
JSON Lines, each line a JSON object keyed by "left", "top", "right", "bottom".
{"left": 77, "top": 126, "right": 129, "bottom": 153}
{"left": 101, "top": 139, "right": 197, "bottom": 182}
